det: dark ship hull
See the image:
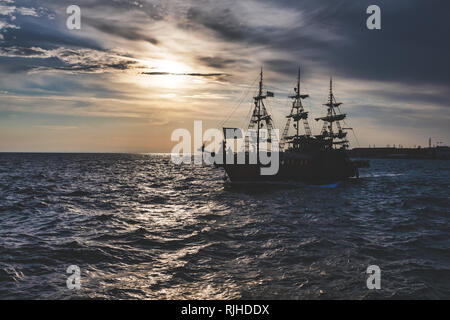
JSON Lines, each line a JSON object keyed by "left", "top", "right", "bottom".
{"left": 221, "top": 149, "right": 359, "bottom": 184}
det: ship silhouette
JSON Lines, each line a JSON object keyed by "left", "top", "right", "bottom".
{"left": 211, "top": 68, "right": 369, "bottom": 184}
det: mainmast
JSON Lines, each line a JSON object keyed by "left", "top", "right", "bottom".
{"left": 281, "top": 67, "right": 312, "bottom": 150}
{"left": 315, "top": 77, "right": 348, "bottom": 149}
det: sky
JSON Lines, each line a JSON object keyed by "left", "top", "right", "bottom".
{"left": 0, "top": 0, "right": 449, "bottom": 152}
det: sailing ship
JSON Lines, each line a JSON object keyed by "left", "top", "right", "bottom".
{"left": 212, "top": 68, "right": 369, "bottom": 184}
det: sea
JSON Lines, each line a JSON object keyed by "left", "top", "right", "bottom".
{"left": 0, "top": 153, "right": 448, "bottom": 299}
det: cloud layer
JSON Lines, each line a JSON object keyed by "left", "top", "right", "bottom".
{"left": 0, "top": 0, "right": 449, "bottom": 151}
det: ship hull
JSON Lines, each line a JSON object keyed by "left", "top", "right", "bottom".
{"left": 221, "top": 149, "right": 358, "bottom": 184}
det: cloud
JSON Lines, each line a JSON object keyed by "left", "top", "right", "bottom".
{"left": 0, "top": 4, "right": 17, "bottom": 16}
{"left": 0, "top": 46, "right": 143, "bottom": 73}
{"left": 0, "top": 0, "right": 449, "bottom": 151}
{"left": 362, "top": 88, "right": 450, "bottom": 109}
{"left": 141, "top": 71, "right": 226, "bottom": 78}
{"left": 197, "top": 56, "right": 249, "bottom": 69}
{"left": 350, "top": 103, "right": 450, "bottom": 130}
{"left": 16, "top": 7, "right": 39, "bottom": 17}
{"left": 0, "top": 3, "right": 46, "bottom": 40}
{"left": 2, "top": 18, "right": 101, "bottom": 50}
{"left": 84, "top": 17, "right": 159, "bottom": 45}
{"left": 0, "top": 20, "right": 19, "bottom": 39}
{"left": 0, "top": 46, "right": 52, "bottom": 57}
{"left": 185, "top": 6, "right": 247, "bottom": 41}
{"left": 32, "top": 60, "right": 138, "bottom": 73}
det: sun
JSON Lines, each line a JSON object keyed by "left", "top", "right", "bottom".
{"left": 140, "top": 59, "right": 191, "bottom": 89}
{"left": 155, "top": 60, "right": 187, "bottom": 74}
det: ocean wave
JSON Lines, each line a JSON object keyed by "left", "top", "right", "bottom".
{"left": 0, "top": 154, "right": 448, "bottom": 299}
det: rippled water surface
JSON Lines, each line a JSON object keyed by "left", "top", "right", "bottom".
{"left": 0, "top": 153, "right": 448, "bottom": 299}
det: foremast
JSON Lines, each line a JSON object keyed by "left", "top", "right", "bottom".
{"left": 246, "top": 68, "right": 274, "bottom": 158}
{"left": 315, "top": 77, "right": 349, "bottom": 149}
{"left": 281, "top": 68, "right": 312, "bottom": 150}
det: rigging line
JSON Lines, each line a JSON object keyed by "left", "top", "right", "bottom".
{"left": 351, "top": 127, "right": 361, "bottom": 147}
{"left": 262, "top": 87, "right": 276, "bottom": 125}
{"left": 260, "top": 82, "right": 276, "bottom": 129}
{"left": 265, "top": 84, "right": 291, "bottom": 131}
{"left": 283, "top": 95, "right": 292, "bottom": 134}
{"left": 219, "top": 74, "right": 259, "bottom": 127}
{"left": 265, "top": 102, "right": 280, "bottom": 133}
{"left": 241, "top": 79, "right": 262, "bottom": 130}
{"left": 219, "top": 76, "right": 257, "bottom": 127}
{"left": 300, "top": 78, "right": 317, "bottom": 134}
{"left": 222, "top": 89, "right": 251, "bottom": 127}
{"left": 341, "top": 116, "right": 355, "bottom": 144}
{"left": 241, "top": 81, "right": 262, "bottom": 129}
{"left": 342, "top": 118, "right": 360, "bottom": 148}
{"left": 241, "top": 98, "right": 254, "bottom": 129}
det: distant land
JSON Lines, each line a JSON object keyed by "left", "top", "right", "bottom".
{"left": 347, "top": 146, "right": 450, "bottom": 160}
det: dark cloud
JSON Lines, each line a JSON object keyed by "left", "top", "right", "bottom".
{"left": 0, "top": 46, "right": 48, "bottom": 57}
{"left": 349, "top": 104, "right": 450, "bottom": 130}
{"left": 0, "top": 56, "right": 64, "bottom": 73}
{"left": 183, "top": 0, "right": 450, "bottom": 89}
{"left": 4, "top": 77, "right": 114, "bottom": 99}
{"left": 186, "top": 7, "right": 247, "bottom": 41}
{"left": 84, "top": 17, "right": 159, "bottom": 45}
{"left": 4, "top": 0, "right": 450, "bottom": 88}
{"left": 266, "top": 0, "right": 450, "bottom": 86}
{"left": 197, "top": 56, "right": 249, "bottom": 69}
{"left": 363, "top": 89, "right": 450, "bottom": 109}
{"left": 263, "top": 59, "right": 315, "bottom": 77}
{"left": 1, "top": 16, "right": 102, "bottom": 51}
{"left": 34, "top": 60, "right": 138, "bottom": 73}
{"left": 184, "top": 2, "right": 327, "bottom": 50}
{"left": 141, "top": 71, "right": 226, "bottom": 78}
{"left": 2, "top": 1, "right": 449, "bottom": 107}
{"left": 37, "top": 0, "right": 168, "bottom": 20}
{"left": 0, "top": 46, "right": 141, "bottom": 74}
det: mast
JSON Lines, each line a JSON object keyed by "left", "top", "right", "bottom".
{"left": 257, "top": 68, "right": 262, "bottom": 159}
{"left": 281, "top": 67, "right": 311, "bottom": 150}
{"left": 295, "top": 69, "right": 300, "bottom": 140}
{"left": 247, "top": 68, "right": 274, "bottom": 161}
{"left": 315, "top": 77, "right": 348, "bottom": 149}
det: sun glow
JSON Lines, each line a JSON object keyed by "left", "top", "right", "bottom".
{"left": 154, "top": 60, "right": 188, "bottom": 74}
{"left": 140, "top": 59, "right": 192, "bottom": 89}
